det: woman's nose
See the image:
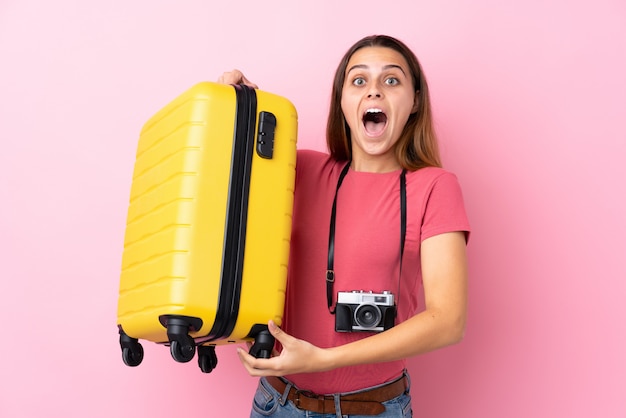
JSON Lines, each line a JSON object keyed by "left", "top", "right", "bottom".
{"left": 366, "top": 80, "right": 383, "bottom": 98}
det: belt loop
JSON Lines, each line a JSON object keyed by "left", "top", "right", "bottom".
{"left": 333, "top": 393, "right": 342, "bottom": 418}
{"left": 403, "top": 369, "right": 411, "bottom": 394}
{"left": 279, "top": 380, "right": 292, "bottom": 406}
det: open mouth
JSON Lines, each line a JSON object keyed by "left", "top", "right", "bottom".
{"left": 363, "top": 108, "right": 387, "bottom": 136}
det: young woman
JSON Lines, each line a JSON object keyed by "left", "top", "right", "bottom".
{"left": 219, "top": 34, "right": 470, "bottom": 418}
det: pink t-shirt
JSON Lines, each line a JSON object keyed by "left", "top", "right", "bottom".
{"left": 282, "top": 150, "right": 470, "bottom": 394}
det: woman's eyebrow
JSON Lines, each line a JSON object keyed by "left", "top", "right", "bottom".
{"left": 346, "top": 64, "right": 407, "bottom": 76}
{"left": 346, "top": 64, "right": 368, "bottom": 74}
{"left": 383, "top": 64, "right": 407, "bottom": 75}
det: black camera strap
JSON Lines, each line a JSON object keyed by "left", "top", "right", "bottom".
{"left": 326, "top": 162, "right": 407, "bottom": 314}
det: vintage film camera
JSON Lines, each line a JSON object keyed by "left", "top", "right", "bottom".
{"left": 335, "top": 290, "right": 396, "bottom": 333}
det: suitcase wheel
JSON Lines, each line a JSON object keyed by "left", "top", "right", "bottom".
{"left": 164, "top": 316, "right": 199, "bottom": 363}
{"left": 118, "top": 328, "right": 144, "bottom": 367}
{"left": 169, "top": 336, "right": 196, "bottom": 363}
{"left": 249, "top": 329, "right": 275, "bottom": 359}
{"left": 198, "top": 345, "right": 218, "bottom": 373}
{"left": 122, "top": 345, "right": 144, "bottom": 367}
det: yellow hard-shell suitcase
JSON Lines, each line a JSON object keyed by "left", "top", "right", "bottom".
{"left": 116, "top": 82, "right": 297, "bottom": 373}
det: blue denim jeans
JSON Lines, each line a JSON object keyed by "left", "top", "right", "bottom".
{"left": 250, "top": 373, "right": 413, "bottom": 418}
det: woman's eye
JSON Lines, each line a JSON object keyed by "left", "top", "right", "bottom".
{"left": 385, "top": 77, "right": 399, "bottom": 86}
{"left": 353, "top": 77, "right": 366, "bottom": 86}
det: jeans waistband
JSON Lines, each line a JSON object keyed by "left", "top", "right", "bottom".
{"left": 264, "top": 372, "right": 409, "bottom": 416}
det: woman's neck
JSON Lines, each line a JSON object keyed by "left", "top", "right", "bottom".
{"left": 350, "top": 155, "right": 402, "bottom": 173}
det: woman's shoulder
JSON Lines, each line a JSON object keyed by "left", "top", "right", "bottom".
{"left": 296, "top": 149, "right": 342, "bottom": 175}
{"left": 406, "top": 166, "right": 460, "bottom": 183}
{"left": 405, "top": 166, "right": 466, "bottom": 199}
{"left": 297, "top": 149, "right": 331, "bottom": 165}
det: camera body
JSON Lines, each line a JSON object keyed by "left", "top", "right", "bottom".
{"left": 335, "top": 290, "right": 396, "bottom": 333}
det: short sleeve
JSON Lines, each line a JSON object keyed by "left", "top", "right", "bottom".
{"left": 420, "top": 172, "right": 471, "bottom": 242}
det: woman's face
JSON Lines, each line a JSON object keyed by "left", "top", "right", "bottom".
{"left": 340, "top": 46, "right": 418, "bottom": 172}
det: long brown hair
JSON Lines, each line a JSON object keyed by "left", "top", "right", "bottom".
{"left": 326, "top": 35, "right": 442, "bottom": 170}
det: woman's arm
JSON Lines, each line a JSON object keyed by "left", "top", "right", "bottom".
{"left": 237, "top": 231, "right": 468, "bottom": 376}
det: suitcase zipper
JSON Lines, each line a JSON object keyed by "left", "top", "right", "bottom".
{"left": 206, "top": 84, "right": 257, "bottom": 341}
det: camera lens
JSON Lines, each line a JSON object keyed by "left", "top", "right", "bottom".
{"left": 354, "top": 304, "right": 382, "bottom": 329}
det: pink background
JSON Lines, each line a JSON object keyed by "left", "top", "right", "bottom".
{"left": 1, "top": 1, "right": 625, "bottom": 416}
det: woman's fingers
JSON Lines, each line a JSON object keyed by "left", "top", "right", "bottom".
{"left": 216, "top": 69, "right": 258, "bottom": 88}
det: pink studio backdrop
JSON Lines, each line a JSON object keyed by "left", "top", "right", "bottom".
{"left": 1, "top": 1, "right": 625, "bottom": 417}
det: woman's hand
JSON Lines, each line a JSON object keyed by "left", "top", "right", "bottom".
{"left": 237, "top": 320, "right": 332, "bottom": 377}
{"left": 217, "top": 69, "right": 258, "bottom": 89}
